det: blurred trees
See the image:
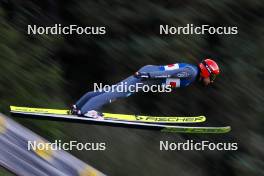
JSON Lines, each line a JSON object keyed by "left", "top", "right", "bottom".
{"left": 0, "top": 0, "right": 264, "bottom": 175}
{"left": 0, "top": 2, "right": 65, "bottom": 138}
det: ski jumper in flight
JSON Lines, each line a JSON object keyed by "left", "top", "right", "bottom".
{"left": 71, "top": 59, "right": 220, "bottom": 118}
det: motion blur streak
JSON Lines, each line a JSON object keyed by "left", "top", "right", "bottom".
{"left": 0, "top": 113, "right": 105, "bottom": 176}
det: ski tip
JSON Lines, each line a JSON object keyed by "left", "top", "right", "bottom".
{"left": 198, "top": 116, "right": 206, "bottom": 122}
{"left": 162, "top": 126, "right": 231, "bottom": 134}
{"left": 10, "top": 106, "right": 70, "bottom": 115}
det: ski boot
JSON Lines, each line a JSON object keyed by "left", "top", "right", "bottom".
{"left": 84, "top": 110, "right": 104, "bottom": 120}
{"left": 70, "top": 105, "right": 81, "bottom": 115}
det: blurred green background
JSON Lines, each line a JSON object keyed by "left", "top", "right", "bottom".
{"left": 0, "top": 0, "right": 263, "bottom": 175}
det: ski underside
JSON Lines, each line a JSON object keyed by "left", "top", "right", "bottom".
{"left": 10, "top": 106, "right": 231, "bottom": 134}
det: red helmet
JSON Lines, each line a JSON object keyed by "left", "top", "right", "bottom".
{"left": 199, "top": 59, "right": 220, "bottom": 80}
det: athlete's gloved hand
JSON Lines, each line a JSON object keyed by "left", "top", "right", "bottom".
{"left": 134, "top": 72, "right": 151, "bottom": 79}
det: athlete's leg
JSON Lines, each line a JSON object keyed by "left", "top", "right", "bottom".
{"left": 80, "top": 76, "right": 141, "bottom": 114}
{"left": 80, "top": 91, "right": 128, "bottom": 113}
{"left": 75, "top": 91, "right": 105, "bottom": 109}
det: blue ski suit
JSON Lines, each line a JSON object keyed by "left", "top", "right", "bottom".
{"left": 75, "top": 63, "right": 199, "bottom": 114}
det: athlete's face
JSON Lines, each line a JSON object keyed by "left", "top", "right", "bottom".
{"left": 200, "top": 77, "right": 212, "bottom": 86}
